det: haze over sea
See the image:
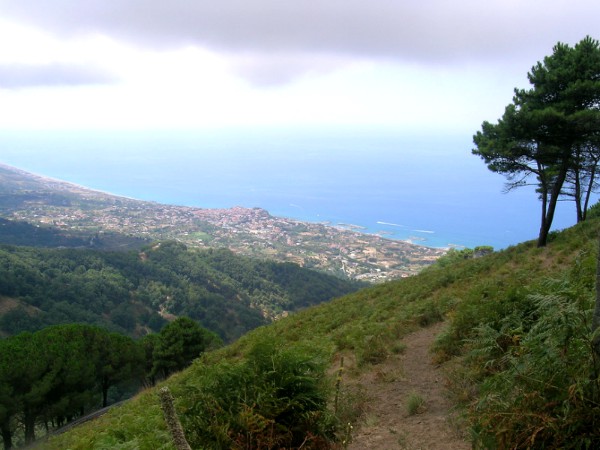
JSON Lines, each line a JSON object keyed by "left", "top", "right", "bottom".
{"left": 0, "top": 128, "right": 581, "bottom": 250}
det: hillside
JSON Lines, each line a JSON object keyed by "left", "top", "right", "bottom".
{"left": 0, "top": 163, "right": 445, "bottom": 281}
{"left": 0, "top": 240, "right": 363, "bottom": 341}
{"left": 0, "top": 217, "right": 149, "bottom": 250}
{"left": 39, "top": 209, "right": 600, "bottom": 448}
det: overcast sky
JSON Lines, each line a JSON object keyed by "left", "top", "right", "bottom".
{"left": 0, "top": 0, "right": 598, "bottom": 133}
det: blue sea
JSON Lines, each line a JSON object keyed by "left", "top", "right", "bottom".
{"left": 0, "top": 128, "right": 583, "bottom": 249}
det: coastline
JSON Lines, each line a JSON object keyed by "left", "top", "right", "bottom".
{"left": 264, "top": 208, "right": 475, "bottom": 250}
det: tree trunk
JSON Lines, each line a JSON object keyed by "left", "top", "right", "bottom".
{"left": 23, "top": 408, "right": 36, "bottom": 444}
{"left": 537, "top": 161, "right": 568, "bottom": 247}
{"left": 1, "top": 420, "right": 12, "bottom": 450}
{"left": 538, "top": 194, "right": 548, "bottom": 247}
{"left": 574, "top": 164, "right": 583, "bottom": 223}
{"left": 538, "top": 195, "right": 560, "bottom": 247}
{"left": 537, "top": 223, "right": 550, "bottom": 248}
{"left": 102, "top": 382, "right": 109, "bottom": 408}
{"left": 582, "top": 163, "right": 598, "bottom": 221}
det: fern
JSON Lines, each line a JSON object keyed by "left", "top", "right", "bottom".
{"left": 466, "top": 270, "right": 600, "bottom": 449}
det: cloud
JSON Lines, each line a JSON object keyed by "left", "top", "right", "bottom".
{"left": 0, "top": 63, "right": 117, "bottom": 88}
{"left": 2, "top": 1, "right": 597, "bottom": 56}
{"left": 230, "top": 53, "right": 354, "bottom": 87}
{"left": 1, "top": 1, "right": 599, "bottom": 85}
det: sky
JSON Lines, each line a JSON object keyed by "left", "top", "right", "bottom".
{"left": 0, "top": 1, "right": 599, "bottom": 133}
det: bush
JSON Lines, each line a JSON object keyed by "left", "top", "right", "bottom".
{"left": 586, "top": 200, "right": 600, "bottom": 219}
{"left": 466, "top": 273, "right": 600, "bottom": 448}
{"left": 180, "top": 339, "right": 336, "bottom": 449}
{"left": 151, "top": 317, "right": 222, "bottom": 379}
{"left": 356, "top": 334, "right": 389, "bottom": 367}
{"left": 406, "top": 392, "right": 425, "bottom": 416}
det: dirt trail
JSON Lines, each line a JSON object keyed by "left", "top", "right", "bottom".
{"left": 348, "top": 322, "right": 469, "bottom": 450}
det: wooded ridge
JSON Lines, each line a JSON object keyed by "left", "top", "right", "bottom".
{"left": 0, "top": 239, "right": 362, "bottom": 341}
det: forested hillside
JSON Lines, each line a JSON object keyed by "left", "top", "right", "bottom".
{"left": 0, "top": 317, "right": 222, "bottom": 448}
{"left": 0, "top": 217, "right": 149, "bottom": 250}
{"left": 39, "top": 212, "right": 600, "bottom": 449}
{"left": 0, "top": 239, "right": 363, "bottom": 341}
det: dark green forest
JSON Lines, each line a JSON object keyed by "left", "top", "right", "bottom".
{"left": 0, "top": 318, "right": 221, "bottom": 448}
{"left": 0, "top": 217, "right": 149, "bottom": 250}
{"left": 0, "top": 234, "right": 363, "bottom": 342}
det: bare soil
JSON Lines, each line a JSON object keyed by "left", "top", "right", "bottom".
{"left": 347, "top": 322, "right": 470, "bottom": 450}
{"left": 0, "top": 296, "right": 20, "bottom": 314}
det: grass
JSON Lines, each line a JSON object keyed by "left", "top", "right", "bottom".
{"left": 187, "top": 231, "right": 212, "bottom": 241}
{"left": 374, "top": 367, "right": 404, "bottom": 383}
{"left": 390, "top": 341, "right": 407, "bottom": 355}
{"left": 43, "top": 216, "right": 600, "bottom": 449}
{"left": 406, "top": 392, "right": 425, "bottom": 416}
{"left": 363, "top": 413, "right": 379, "bottom": 427}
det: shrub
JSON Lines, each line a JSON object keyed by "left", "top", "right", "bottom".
{"left": 151, "top": 317, "right": 222, "bottom": 379}
{"left": 416, "top": 301, "right": 443, "bottom": 326}
{"left": 356, "top": 334, "right": 389, "bottom": 367}
{"left": 180, "top": 338, "right": 336, "bottom": 449}
{"left": 586, "top": 200, "right": 600, "bottom": 219}
{"left": 406, "top": 392, "right": 425, "bottom": 416}
{"left": 466, "top": 273, "right": 600, "bottom": 448}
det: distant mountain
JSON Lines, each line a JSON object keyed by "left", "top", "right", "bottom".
{"left": 0, "top": 163, "right": 445, "bottom": 281}
{"left": 0, "top": 240, "right": 363, "bottom": 341}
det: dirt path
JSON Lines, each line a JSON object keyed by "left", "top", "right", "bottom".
{"left": 348, "top": 322, "right": 469, "bottom": 450}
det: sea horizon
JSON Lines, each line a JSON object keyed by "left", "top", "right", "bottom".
{"left": 0, "top": 127, "right": 583, "bottom": 250}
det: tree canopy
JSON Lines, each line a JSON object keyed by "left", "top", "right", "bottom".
{"left": 473, "top": 36, "right": 600, "bottom": 247}
{"left": 0, "top": 240, "right": 362, "bottom": 341}
{"left": 0, "top": 319, "right": 218, "bottom": 449}
{"left": 151, "top": 317, "right": 221, "bottom": 379}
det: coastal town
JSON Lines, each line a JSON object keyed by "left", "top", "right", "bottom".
{"left": 188, "top": 206, "right": 445, "bottom": 280}
{"left": 1, "top": 164, "right": 446, "bottom": 282}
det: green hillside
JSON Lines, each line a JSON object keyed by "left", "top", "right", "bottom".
{"left": 0, "top": 217, "right": 149, "bottom": 250}
{"left": 37, "top": 212, "right": 600, "bottom": 449}
{"left": 0, "top": 239, "right": 363, "bottom": 342}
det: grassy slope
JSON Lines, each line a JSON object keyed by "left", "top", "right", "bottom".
{"left": 43, "top": 217, "right": 600, "bottom": 449}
